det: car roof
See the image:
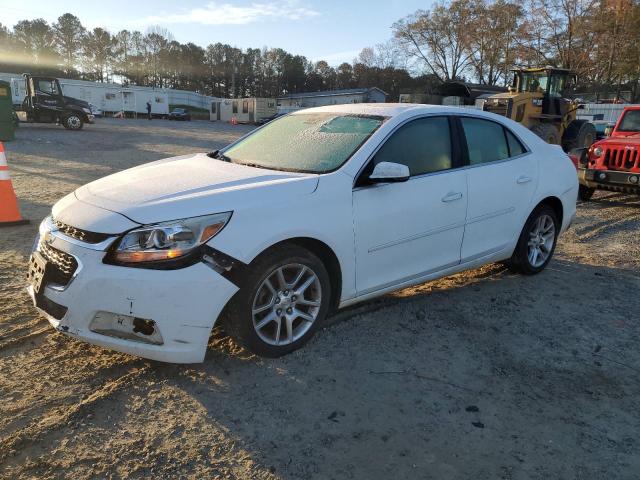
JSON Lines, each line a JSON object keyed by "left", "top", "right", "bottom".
{"left": 289, "top": 103, "right": 500, "bottom": 120}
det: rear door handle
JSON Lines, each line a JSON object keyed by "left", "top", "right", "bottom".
{"left": 517, "top": 175, "right": 533, "bottom": 184}
{"left": 441, "top": 192, "right": 463, "bottom": 203}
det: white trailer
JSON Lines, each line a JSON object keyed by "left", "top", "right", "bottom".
{"left": 0, "top": 74, "right": 169, "bottom": 116}
{"left": 58, "top": 80, "right": 169, "bottom": 116}
{"left": 210, "top": 98, "right": 277, "bottom": 123}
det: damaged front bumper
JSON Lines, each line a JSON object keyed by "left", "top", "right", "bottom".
{"left": 27, "top": 218, "right": 239, "bottom": 363}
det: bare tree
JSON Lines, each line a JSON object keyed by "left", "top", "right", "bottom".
{"left": 467, "top": 0, "right": 524, "bottom": 85}
{"left": 393, "top": 0, "right": 476, "bottom": 81}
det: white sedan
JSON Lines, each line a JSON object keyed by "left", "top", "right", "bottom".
{"left": 28, "top": 104, "right": 577, "bottom": 363}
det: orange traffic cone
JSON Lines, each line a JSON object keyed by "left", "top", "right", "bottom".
{"left": 231, "top": 116, "right": 238, "bottom": 125}
{"left": 0, "top": 142, "right": 29, "bottom": 226}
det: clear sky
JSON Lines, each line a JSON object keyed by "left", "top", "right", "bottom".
{"left": 3, "top": 1, "right": 432, "bottom": 65}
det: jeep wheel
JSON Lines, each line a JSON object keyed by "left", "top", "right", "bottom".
{"left": 224, "top": 245, "right": 331, "bottom": 357}
{"left": 63, "top": 114, "right": 83, "bottom": 130}
{"left": 578, "top": 185, "right": 595, "bottom": 201}
{"left": 509, "top": 204, "right": 559, "bottom": 275}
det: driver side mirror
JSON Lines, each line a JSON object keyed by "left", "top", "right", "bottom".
{"left": 369, "top": 162, "right": 410, "bottom": 183}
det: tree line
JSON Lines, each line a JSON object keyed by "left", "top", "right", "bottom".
{"left": 0, "top": 1, "right": 639, "bottom": 101}
{"left": 393, "top": 0, "right": 640, "bottom": 99}
{"left": 0, "top": 13, "right": 429, "bottom": 100}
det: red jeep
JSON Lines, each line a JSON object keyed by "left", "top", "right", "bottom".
{"left": 573, "top": 105, "right": 640, "bottom": 200}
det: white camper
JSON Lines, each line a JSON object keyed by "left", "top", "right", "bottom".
{"left": 210, "top": 98, "right": 277, "bottom": 123}
{"left": 57, "top": 80, "right": 169, "bottom": 116}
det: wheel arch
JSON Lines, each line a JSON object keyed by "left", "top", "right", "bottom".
{"left": 536, "top": 195, "right": 564, "bottom": 226}
{"left": 250, "top": 237, "right": 343, "bottom": 312}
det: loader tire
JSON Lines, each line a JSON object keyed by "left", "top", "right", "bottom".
{"left": 563, "top": 120, "right": 596, "bottom": 151}
{"left": 530, "top": 123, "right": 561, "bottom": 145}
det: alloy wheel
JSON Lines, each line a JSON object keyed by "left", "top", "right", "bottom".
{"left": 251, "top": 263, "right": 322, "bottom": 346}
{"left": 67, "top": 115, "right": 81, "bottom": 129}
{"left": 527, "top": 214, "right": 556, "bottom": 268}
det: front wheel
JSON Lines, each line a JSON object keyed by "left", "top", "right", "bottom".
{"left": 63, "top": 114, "right": 83, "bottom": 130}
{"left": 578, "top": 185, "right": 595, "bottom": 201}
{"left": 508, "top": 205, "right": 559, "bottom": 275}
{"left": 224, "top": 245, "right": 332, "bottom": 357}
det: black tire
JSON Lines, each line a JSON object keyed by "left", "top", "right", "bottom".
{"left": 530, "top": 123, "right": 561, "bottom": 145}
{"left": 224, "top": 245, "right": 332, "bottom": 357}
{"left": 563, "top": 120, "right": 596, "bottom": 151}
{"left": 508, "top": 204, "right": 559, "bottom": 275}
{"left": 578, "top": 184, "right": 595, "bottom": 201}
{"left": 62, "top": 113, "right": 83, "bottom": 130}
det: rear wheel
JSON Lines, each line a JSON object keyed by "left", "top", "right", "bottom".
{"left": 508, "top": 204, "right": 559, "bottom": 275}
{"left": 530, "top": 123, "right": 561, "bottom": 145}
{"left": 578, "top": 184, "right": 595, "bottom": 201}
{"left": 63, "top": 113, "right": 83, "bottom": 130}
{"left": 224, "top": 245, "right": 332, "bottom": 357}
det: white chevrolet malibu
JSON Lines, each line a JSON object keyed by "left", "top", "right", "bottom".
{"left": 28, "top": 104, "right": 577, "bottom": 363}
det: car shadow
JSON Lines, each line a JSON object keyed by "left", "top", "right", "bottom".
{"left": 137, "top": 258, "right": 640, "bottom": 479}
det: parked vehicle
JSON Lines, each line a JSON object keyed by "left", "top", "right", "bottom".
{"left": 27, "top": 104, "right": 577, "bottom": 363}
{"left": 481, "top": 67, "right": 596, "bottom": 151}
{"left": 255, "top": 112, "right": 286, "bottom": 125}
{"left": 15, "top": 74, "right": 94, "bottom": 130}
{"left": 168, "top": 108, "right": 191, "bottom": 121}
{"left": 89, "top": 103, "right": 103, "bottom": 118}
{"left": 572, "top": 106, "right": 640, "bottom": 200}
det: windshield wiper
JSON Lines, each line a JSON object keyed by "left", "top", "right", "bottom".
{"left": 207, "top": 150, "right": 231, "bottom": 162}
{"left": 235, "top": 161, "right": 270, "bottom": 170}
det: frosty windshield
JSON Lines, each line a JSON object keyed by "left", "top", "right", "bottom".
{"left": 223, "top": 113, "right": 384, "bottom": 173}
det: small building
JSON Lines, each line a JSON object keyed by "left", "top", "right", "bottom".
{"left": 277, "top": 87, "right": 387, "bottom": 108}
{"left": 210, "top": 98, "right": 277, "bottom": 123}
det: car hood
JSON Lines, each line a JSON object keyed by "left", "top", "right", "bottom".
{"left": 74, "top": 153, "right": 319, "bottom": 226}
{"left": 605, "top": 132, "right": 640, "bottom": 145}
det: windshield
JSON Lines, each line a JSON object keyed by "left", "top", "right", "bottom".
{"left": 519, "top": 72, "right": 548, "bottom": 93}
{"left": 173, "top": 109, "right": 185, "bottom": 113}
{"left": 518, "top": 71, "right": 568, "bottom": 97}
{"left": 222, "top": 113, "right": 384, "bottom": 173}
{"left": 617, "top": 110, "right": 640, "bottom": 132}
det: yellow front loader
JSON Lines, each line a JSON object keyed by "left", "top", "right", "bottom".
{"left": 481, "top": 67, "right": 595, "bottom": 151}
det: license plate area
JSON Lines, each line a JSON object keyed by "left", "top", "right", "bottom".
{"left": 28, "top": 251, "right": 49, "bottom": 294}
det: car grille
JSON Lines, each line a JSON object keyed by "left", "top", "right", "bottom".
{"left": 53, "top": 219, "right": 111, "bottom": 244}
{"left": 39, "top": 240, "right": 79, "bottom": 286}
{"left": 603, "top": 147, "right": 640, "bottom": 172}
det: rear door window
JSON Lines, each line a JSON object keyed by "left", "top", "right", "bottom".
{"left": 460, "top": 117, "right": 509, "bottom": 165}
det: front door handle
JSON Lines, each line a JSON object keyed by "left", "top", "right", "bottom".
{"left": 441, "top": 192, "right": 463, "bottom": 203}
{"left": 517, "top": 175, "right": 533, "bottom": 184}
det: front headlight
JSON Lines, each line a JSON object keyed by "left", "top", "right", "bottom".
{"left": 593, "top": 146, "right": 604, "bottom": 157}
{"left": 82, "top": 107, "right": 92, "bottom": 114}
{"left": 111, "top": 212, "right": 231, "bottom": 265}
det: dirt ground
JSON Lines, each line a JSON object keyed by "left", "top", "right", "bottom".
{"left": 1, "top": 118, "right": 639, "bottom": 480}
